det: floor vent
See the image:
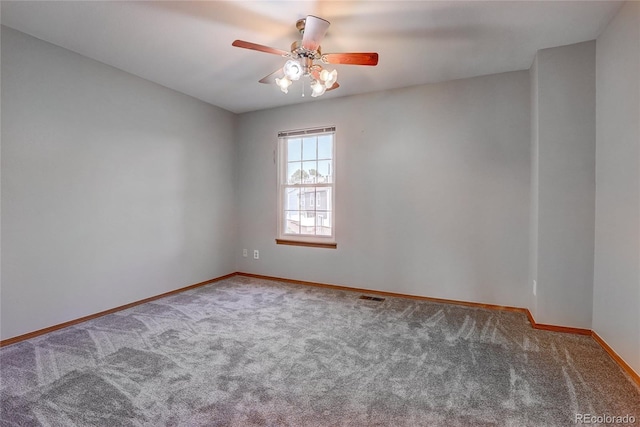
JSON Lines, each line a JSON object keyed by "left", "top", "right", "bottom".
{"left": 359, "top": 295, "right": 385, "bottom": 302}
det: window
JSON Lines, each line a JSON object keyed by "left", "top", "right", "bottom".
{"left": 277, "top": 127, "right": 336, "bottom": 248}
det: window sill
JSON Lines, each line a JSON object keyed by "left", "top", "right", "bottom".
{"left": 275, "top": 239, "right": 337, "bottom": 249}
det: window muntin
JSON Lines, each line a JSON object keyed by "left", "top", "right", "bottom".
{"left": 278, "top": 127, "right": 335, "bottom": 245}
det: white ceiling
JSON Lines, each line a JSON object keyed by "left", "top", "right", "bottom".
{"left": 1, "top": 1, "right": 622, "bottom": 114}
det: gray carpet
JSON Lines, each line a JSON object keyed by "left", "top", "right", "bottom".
{"left": 1, "top": 275, "right": 638, "bottom": 426}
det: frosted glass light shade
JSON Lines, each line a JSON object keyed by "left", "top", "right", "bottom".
{"left": 276, "top": 77, "right": 292, "bottom": 93}
{"left": 283, "top": 59, "right": 303, "bottom": 81}
{"left": 311, "top": 80, "right": 326, "bottom": 97}
{"left": 320, "top": 69, "right": 338, "bottom": 89}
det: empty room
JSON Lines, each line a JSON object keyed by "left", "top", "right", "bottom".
{"left": 1, "top": 1, "right": 639, "bottom": 426}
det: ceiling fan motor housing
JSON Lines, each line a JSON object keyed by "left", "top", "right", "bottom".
{"left": 290, "top": 41, "right": 322, "bottom": 60}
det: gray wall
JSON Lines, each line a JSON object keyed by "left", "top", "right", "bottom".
{"left": 0, "top": 18, "right": 3, "bottom": 337}
{"left": 593, "top": 1, "right": 640, "bottom": 375}
{"left": 236, "top": 72, "right": 531, "bottom": 308}
{"left": 529, "top": 42, "right": 596, "bottom": 329}
{"left": 1, "top": 27, "right": 237, "bottom": 340}
{"left": 529, "top": 56, "right": 539, "bottom": 319}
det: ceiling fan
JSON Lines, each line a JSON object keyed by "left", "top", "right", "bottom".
{"left": 232, "top": 15, "right": 379, "bottom": 97}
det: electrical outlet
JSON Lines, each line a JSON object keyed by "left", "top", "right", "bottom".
{"left": 242, "top": 249, "right": 247, "bottom": 257}
{"left": 533, "top": 280, "right": 537, "bottom": 296}
{"left": 253, "top": 250, "right": 259, "bottom": 259}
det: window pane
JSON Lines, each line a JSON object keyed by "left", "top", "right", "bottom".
{"left": 302, "top": 161, "right": 317, "bottom": 184}
{"left": 318, "top": 135, "right": 332, "bottom": 159}
{"left": 284, "top": 188, "right": 300, "bottom": 210}
{"left": 317, "top": 160, "right": 332, "bottom": 183}
{"left": 284, "top": 211, "right": 300, "bottom": 234}
{"left": 301, "top": 187, "right": 316, "bottom": 212}
{"left": 316, "top": 211, "right": 332, "bottom": 236}
{"left": 288, "top": 138, "right": 302, "bottom": 161}
{"left": 302, "top": 137, "right": 316, "bottom": 161}
{"left": 288, "top": 162, "right": 305, "bottom": 184}
{"left": 315, "top": 187, "right": 331, "bottom": 210}
{"left": 300, "top": 211, "right": 316, "bottom": 235}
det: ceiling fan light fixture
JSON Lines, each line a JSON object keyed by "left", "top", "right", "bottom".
{"left": 310, "top": 79, "right": 326, "bottom": 97}
{"left": 232, "top": 15, "right": 379, "bottom": 99}
{"left": 283, "top": 59, "right": 303, "bottom": 81}
{"left": 276, "top": 77, "right": 292, "bottom": 93}
{"left": 321, "top": 69, "right": 338, "bottom": 89}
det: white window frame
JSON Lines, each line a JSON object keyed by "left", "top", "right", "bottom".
{"left": 276, "top": 126, "right": 336, "bottom": 248}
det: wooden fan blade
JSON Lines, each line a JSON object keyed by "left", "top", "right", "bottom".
{"left": 259, "top": 68, "right": 285, "bottom": 84}
{"left": 232, "top": 40, "right": 289, "bottom": 56}
{"left": 323, "top": 52, "right": 379, "bottom": 66}
{"left": 326, "top": 82, "right": 340, "bottom": 92}
{"left": 302, "top": 15, "right": 330, "bottom": 52}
